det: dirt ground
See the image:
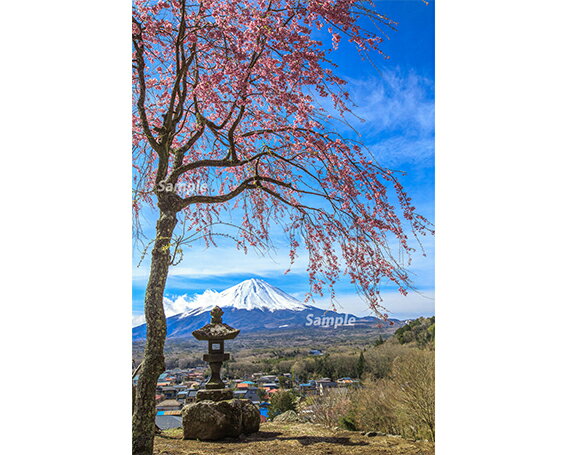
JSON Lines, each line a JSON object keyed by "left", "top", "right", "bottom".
{"left": 154, "top": 422, "right": 434, "bottom": 455}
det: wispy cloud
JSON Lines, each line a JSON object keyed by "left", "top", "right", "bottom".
{"left": 370, "top": 136, "right": 434, "bottom": 167}
{"left": 133, "top": 246, "right": 309, "bottom": 280}
{"left": 340, "top": 71, "right": 435, "bottom": 168}
{"left": 349, "top": 71, "right": 433, "bottom": 134}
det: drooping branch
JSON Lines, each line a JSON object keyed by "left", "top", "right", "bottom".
{"left": 166, "top": 150, "right": 272, "bottom": 184}
{"left": 132, "top": 18, "right": 161, "bottom": 155}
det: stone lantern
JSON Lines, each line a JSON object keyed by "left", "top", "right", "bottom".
{"left": 182, "top": 305, "right": 260, "bottom": 441}
{"left": 192, "top": 306, "right": 239, "bottom": 401}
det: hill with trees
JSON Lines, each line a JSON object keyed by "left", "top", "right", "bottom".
{"left": 394, "top": 317, "right": 435, "bottom": 347}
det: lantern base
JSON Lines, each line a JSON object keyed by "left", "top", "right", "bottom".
{"left": 196, "top": 388, "right": 234, "bottom": 402}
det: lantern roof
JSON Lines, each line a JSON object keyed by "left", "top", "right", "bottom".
{"left": 192, "top": 306, "right": 240, "bottom": 341}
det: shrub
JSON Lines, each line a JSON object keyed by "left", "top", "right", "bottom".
{"left": 309, "top": 388, "right": 353, "bottom": 428}
{"left": 350, "top": 348, "right": 435, "bottom": 441}
{"left": 351, "top": 379, "right": 400, "bottom": 435}
{"left": 363, "top": 343, "right": 410, "bottom": 379}
{"left": 269, "top": 390, "right": 298, "bottom": 419}
{"left": 339, "top": 414, "right": 358, "bottom": 431}
{"left": 390, "top": 349, "right": 435, "bottom": 440}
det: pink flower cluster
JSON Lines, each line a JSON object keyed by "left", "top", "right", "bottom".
{"left": 132, "top": 0, "right": 432, "bottom": 316}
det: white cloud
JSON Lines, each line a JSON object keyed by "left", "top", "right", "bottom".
{"left": 132, "top": 293, "right": 209, "bottom": 327}
{"left": 132, "top": 313, "right": 146, "bottom": 328}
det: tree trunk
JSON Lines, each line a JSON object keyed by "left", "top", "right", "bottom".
{"left": 132, "top": 209, "right": 177, "bottom": 455}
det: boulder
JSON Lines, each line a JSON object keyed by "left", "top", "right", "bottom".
{"left": 273, "top": 410, "right": 300, "bottom": 422}
{"left": 182, "top": 399, "right": 260, "bottom": 440}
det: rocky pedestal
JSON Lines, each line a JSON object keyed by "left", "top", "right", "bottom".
{"left": 182, "top": 399, "right": 260, "bottom": 440}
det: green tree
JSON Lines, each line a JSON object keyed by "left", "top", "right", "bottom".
{"left": 356, "top": 351, "right": 366, "bottom": 378}
{"left": 291, "top": 360, "right": 308, "bottom": 383}
{"left": 268, "top": 390, "right": 298, "bottom": 419}
{"left": 394, "top": 317, "right": 435, "bottom": 347}
{"left": 257, "top": 388, "right": 268, "bottom": 402}
{"left": 278, "top": 375, "right": 293, "bottom": 389}
{"left": 374, "top": 335, "right": 385, "bottom": 346}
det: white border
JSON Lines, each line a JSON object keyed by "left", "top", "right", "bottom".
{"left": 1, "top": 1, "right": 568, "bottom": 454}
{"left": 437, "top": 1, "right": 569, "bottom": 453}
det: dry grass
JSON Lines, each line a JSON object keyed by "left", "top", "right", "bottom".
{"left": 154, "top": 422, "right": 434, "bottom": 455}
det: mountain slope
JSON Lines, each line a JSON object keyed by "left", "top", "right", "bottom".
{"left": 178, "top": 278, "right": 311, "bottom": 315}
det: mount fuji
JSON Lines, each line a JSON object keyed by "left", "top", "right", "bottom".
{"left": 132, "top": 278, "right": 391, "bottom": 340}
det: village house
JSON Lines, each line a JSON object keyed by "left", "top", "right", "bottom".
{"left": 336, "top": 377, "right": 362, "bottom": 388}
{"left": 176, "top": 390, "right": 188, "bottom": 402}
{"left": 236, "top": 380, "right": 256, "bottom": 389}
{"left": 299, "top": 381, "right": 318, "bottom": 396}
{"left": 155, "top": 413, "right": 182, "bottom": 431}
{"left": 264, "top": 387, "right": 280, "bottom": 396}
{"left": 159, "top": 386, "right": 180, "bottom": 400}
{"left": 233, "top": 387, "right": 261, "bottom": 403}
{"left": 258, "top": 375, "right": 279, "bottom": 384}
{"left": 156, "top": 399, "right": 183, "bottom": 412}
{"left": 315, "top": 378, "right": 337, "bottom": 395}
{"left": 261, "top": 382, "right": 279, "bottom": 390}
{"left": 184, "top": 389, "right": 198, "bottom": 403}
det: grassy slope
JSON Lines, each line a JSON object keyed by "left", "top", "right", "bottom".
{"left": 155, "top": 422, "right": 434, "bottom": 455}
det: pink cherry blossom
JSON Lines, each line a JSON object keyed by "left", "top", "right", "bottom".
{"left": 132, "top": 0, "right": 433, "bottom": 316}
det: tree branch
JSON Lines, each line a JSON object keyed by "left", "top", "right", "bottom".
{"left": 132, "top": 18, "right": 161, "bottom": 154}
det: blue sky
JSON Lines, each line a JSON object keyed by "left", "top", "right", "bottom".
{"left": 133, "top": 0, "right": 435, "bottom": 326}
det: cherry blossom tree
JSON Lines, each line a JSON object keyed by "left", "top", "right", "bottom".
{"left": 132, "top": 1, "right": 432, "bottom": 453}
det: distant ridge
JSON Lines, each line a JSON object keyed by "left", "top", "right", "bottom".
{"left": 132, "top": 279, "right": 399, "bottom": 340}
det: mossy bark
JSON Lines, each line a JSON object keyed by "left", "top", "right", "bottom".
{"left": 132, "top": 209, "right": 177, "bottom": 455}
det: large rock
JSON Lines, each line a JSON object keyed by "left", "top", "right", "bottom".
{"left": 182, "top": 399, "right": 260, "bottom": 440}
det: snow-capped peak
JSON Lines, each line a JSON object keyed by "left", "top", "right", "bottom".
{"left": 179, "top": 279, "right": 309, "bottom": 318}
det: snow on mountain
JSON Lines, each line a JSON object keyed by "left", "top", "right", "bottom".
{"left": 178, "top": 278, "right": 310, "bottom": 317}
{"left": 132, "top": 279, "right": 397, "bottom": 340}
